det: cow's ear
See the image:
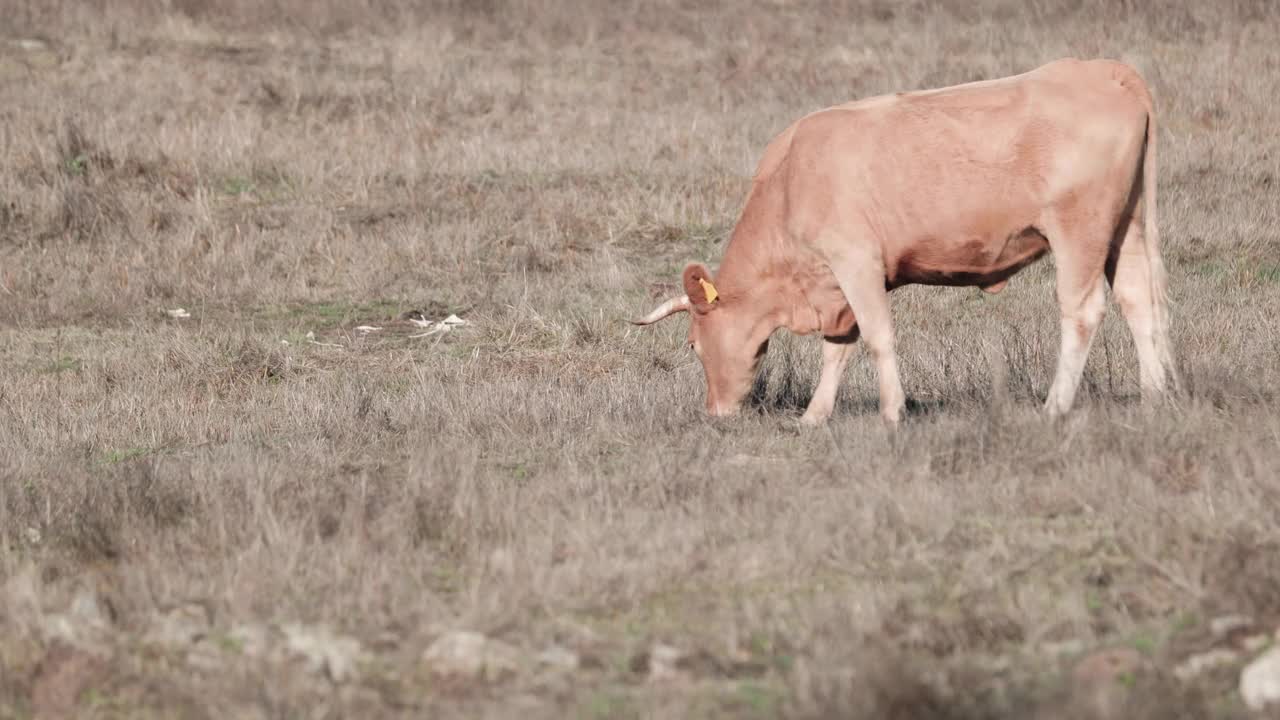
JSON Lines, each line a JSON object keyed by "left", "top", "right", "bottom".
{"left": 682, "top": 262, "right": 720, "bottom": 312}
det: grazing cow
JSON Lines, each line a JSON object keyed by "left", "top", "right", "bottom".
{"left": 633, "top": 58, "right": 1179, "bottom": 425}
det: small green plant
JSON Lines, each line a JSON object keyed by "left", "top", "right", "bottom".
{"left": 101, "top": 447, "right": 149, "bottom": 464}
{"left": 1171, "top": 611, "right": 1199, "bottom": 635}
{"left": 748, "top": 631, "right": 772, "bottom": 657}
{"left": 1255, "top": 265, "right": 1280, "bottom": 284}
{"left": 734, "top": 682, "right": 782, "bottom": 718}
{"left": 64, "top": 153, "right": 88, "bottom": 176}
{"left": 1131, "top": 632, "right": 1156, "bottom": 655}
{"left": 579, "top": 690, "right": 636, "bottom": 720}
{"left": 1192, "top": 261, "right": 1226, "bottom": 279}
{"left": 43, "top": 355, "right": 82, "bottom": 373}
{"left": 82, "top": 686, "right": 105, "bottom": 707}
{"left": 221, "top": 176, "right": 254, "bottom": 196}
{"left": 214, "top": 633, "right": 244, "bottom": 654}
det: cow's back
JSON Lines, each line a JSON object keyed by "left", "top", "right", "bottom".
{"left": 756, "top": 58, "right": 1153, "bottom": 288}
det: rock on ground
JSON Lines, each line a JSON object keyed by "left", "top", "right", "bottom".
{"left": 282, "top": 624, "right": 366, "bottom": 684}
{"left": 535, "top": 645, "right": 579, "bottom": 672}
{"left": 143, "top": 603, "right": 211, "bottom": 650}
{"left": 1173, "top": 648, "right": 1239, "bottom": 682}
{"left": 1240, "top": 645, "right": 1280, "bottom": 712}
{"left": 421, "top": 630, "right": 521, "bottom": 683}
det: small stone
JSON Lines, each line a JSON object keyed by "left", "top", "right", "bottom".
{"left": 12, "top": 38, "right": 49, "bottom": 51}
{"left": 1210, "top": 615, "right": 1254, "bottom": 639}
{"left": 187, "top": 639, "right": 224, "bottom": 671}
{"left": 1241, "top": 634, "right": 1271, "bottom": 654}
{"left": 422, "top": 630, "right": 520, "bottom": 683}
{"left": 40, "top": 592, "right": 112, "bottom": 654}
{"left": 282, "top": 624, "right": 366, "bottom": 684}
{"left": 536, "top": 645, "right": 579, "bottom": 671}
{"left": 400, "top": 310, "right": 432, "bottom": 328}
{"left": 1041, "top": 639, "right": 1085, "bottom": 657}
{"left": 40, "top": 614, "right": 79, "bottom": 646}
{"left": 228, "top": 624, "right": 271, "bottom": 658}
{"left": 69, "top": 590, "right": 108, "bottom": 628}
{"left": 487, "top": 547, "right": 515, "bottom": 577}
{"left": 1241, "top": 647, "right": 1280, "bottom": 711}
{"left": 1173, "top": 648, "right": 1238, "bottom": 682}
{"left": 144, "top": 603, "right": 210, "bottom": 649}
{"left": 647, "top": 643, "right": 685, "bottom": 682}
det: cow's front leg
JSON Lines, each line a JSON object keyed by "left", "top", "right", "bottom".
{"left": 800, "top": 336, "right": 859, "bottom": 425}
{"left": 826, "top": 250, "right": 905, "bottom": 425}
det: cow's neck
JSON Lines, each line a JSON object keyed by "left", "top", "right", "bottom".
{"left": 712, "top": 223, "right": 798, "bottom": 337}
{"left": 716, "top": 231, "right": 840, "bottom": 339}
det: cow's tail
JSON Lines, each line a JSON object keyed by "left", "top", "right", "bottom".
{"left": 1138, "top": 86, "right": 1181, "bottom": 392}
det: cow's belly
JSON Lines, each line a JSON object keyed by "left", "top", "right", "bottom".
{"left": 888, "top": 226, "right": 1050, "bottom": 289}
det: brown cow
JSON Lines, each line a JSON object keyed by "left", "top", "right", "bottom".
{"left": 633, "top": 58, "right": 1179, "bottom": 425}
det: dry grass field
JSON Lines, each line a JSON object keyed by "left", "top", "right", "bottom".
{"left": 3, "top": 1, "right": 1280, "bottom": 717}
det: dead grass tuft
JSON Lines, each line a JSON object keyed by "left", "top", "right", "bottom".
{"left": 1203, "top": 531, "right": 1280, "bottom": 621}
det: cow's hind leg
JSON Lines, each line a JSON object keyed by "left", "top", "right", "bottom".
{"left": 1107, "top": 214, "right": 1169, "bottom": 397}
{"left": 826, "top": 253, "right": 905, "bottom": 425}
{"left": 1044, "top": 240, "right": 1109, "bottom": 417}
{"left": 800, "top": 334, "right": 858, "bottom": 426}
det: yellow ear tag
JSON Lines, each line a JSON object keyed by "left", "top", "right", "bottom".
{"left": 698, "top": 277, "right": 719, "bottom": 304}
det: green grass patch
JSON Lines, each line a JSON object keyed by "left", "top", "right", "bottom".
{"left": 64, "top": 153, "right": 89, "bottom": 176}
{"left": 578, "top": 689, "right": 639, "bottom": 720}
{"left": 220, "top": 175, "right": 254, "bottom": 196}
{"left": 1254, "top": 264, "right": 1280, "bottom": 284}
{"left": 100, "top": 447, "right": 150, "bottom": 465}
{"left": 255, "top": 299, "right": 403, "bottom": 329}
{"left": 1192, "top": 261, "right": 1227, "bottom": 280}
{"left": 213, "top": 633, "right": 244, "bottom": 655}
{"left": 218, "top": 165, "right": 293, "bottom": 201}
{"left": 728, "top": 681, "right": 784, "bottom": 719}
{"left": 1131, "top": 631, "right": 1157, "bottom": 656}
{"left": 41, "top": 355, "right": 82, "bottom": 373}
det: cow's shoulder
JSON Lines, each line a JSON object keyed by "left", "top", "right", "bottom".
{"left": 751, "top": 93, "right": 904, "bottom": 183}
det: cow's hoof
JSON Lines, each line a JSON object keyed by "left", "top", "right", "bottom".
{"left": 880, "top": 404, "right": 905, "bottom": 427}
{"left": 798, "top": 412, "right": 829, "bottom": 427}
{"left": 1042, "top": 401, "right": 1069, "bottom": 419}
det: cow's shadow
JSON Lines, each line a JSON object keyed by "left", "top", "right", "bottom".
{"left": 745, "top": 372, "right": 960, "bottom": 419}
{"left": 746, "top": 368, "right": 812, "bottom": 414}
{"left": 743, "top": 371, "right": 1142, "bottom": 420}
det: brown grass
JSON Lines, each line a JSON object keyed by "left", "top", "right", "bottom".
{"left": 2, "top": 1, "right": 1280, "bottom": 717}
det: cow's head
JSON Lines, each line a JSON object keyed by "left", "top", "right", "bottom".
{"left": 631, "top": 262, "right": 772, "bottom": 417}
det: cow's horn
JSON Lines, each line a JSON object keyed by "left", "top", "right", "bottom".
{"left": 630, "top": 295, "right": 690, "bottom": 325}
